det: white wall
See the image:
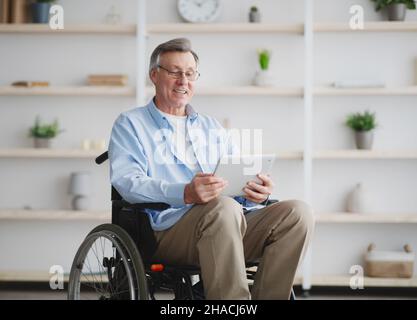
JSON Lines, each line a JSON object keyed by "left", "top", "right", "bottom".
{"left": 0, "top": 0, "right": 416, "bottom": 279}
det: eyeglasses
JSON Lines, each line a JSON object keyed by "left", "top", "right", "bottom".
{"left": 157, "top": 64, "right": 200, "bottom": 81}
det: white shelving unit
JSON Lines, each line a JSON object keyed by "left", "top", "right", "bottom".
{"left": 3, "top": 85, "right": 417, "bottom": 97}
{"left": 0, "top": 148, "right": 302, "bottom": 160}
{"left": 1, "top": 1, "right": 416, "bottom": 290}
{"left": 146, "top": 85, "right": 303, "bottom": 97}
{"left": 314, "top": 150, "right": 417, "bottom": 160}
{"left": 0, "top": 209, "right": 110, "bottom": 221}
{"left": 0, "top": 86, "right": 135, "bottom": 96}
{"left": 0, "top": 148, "right": 104, "bottom": 159}
{"left": 314, "top": 86, "right": 417, "bottom": 96}
{"left": 316, "top": 213, "right": 417, "bottom": 224}
{"left": 3, "top": 209, "right": 417, "bottom": 224}
{"left": 309, "top": 5, "right": 417, "bottom": 292}
{"left": 307, "top": 275, "right": 417, "bottom": 288}
{"left": 315, "top": 21, "right": 417, "bottom": 33}
{"left": 147, "top": 23, "right": 304, "bottom": 34}
{"left": 0, "top": 23, "right": 136, "bottom": 34}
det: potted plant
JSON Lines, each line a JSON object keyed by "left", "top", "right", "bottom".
{"left": 249, "top": 6, "right": 261, "bottom": 23}
{"left": 29, "top": 116, "right": 63, "bottom": 148}
{"left": 370, "top": 0, "right": 416, "bottom": 21}
{"left": 32, "top": 0, "right": 55, "bottom": 23}
{"left": 345, "top": 110, "right": 378, "bottom": 150}
{"left": 252, "top": 49, "right": 273, "bottom": 86}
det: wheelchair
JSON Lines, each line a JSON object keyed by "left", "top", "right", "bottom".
{"left": 67, "top": 151, "right": 296, "bottom": 300}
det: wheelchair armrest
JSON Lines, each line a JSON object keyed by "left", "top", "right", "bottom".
{"left": 95, "top": 151, "right": 108, "bottom": 165}
{"left": 113, "top": 199, "right": 171, "bottom": 211}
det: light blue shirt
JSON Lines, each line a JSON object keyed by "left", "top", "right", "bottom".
{"left": 109, "top": 99, "right": 261, "bottom": 231}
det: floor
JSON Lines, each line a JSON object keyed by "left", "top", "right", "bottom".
{"left": 0, "top": 284, "right": 416, "bottom": 300}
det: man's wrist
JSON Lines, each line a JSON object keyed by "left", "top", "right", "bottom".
{"left": 184, "top": 183, "right": 192, "bottom": 204}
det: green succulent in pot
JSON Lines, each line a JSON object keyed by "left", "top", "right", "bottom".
{"left": 370, "top": 0, "right": 416, "bottom": 21}
{"left": 29, "top": 116, "right": 64, "bottom": 148}
{"left": 346, "top": 110, "right": 377, "bottom": 150}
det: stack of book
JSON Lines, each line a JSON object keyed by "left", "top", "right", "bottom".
{"left": 1, "top": 0, "right": 29, "bottom": 24}
{"left": 87, "top": 74, "right": 128, "bottom": 86}
{"left": 12, "top": 81, "right": 50, "bottom": 87}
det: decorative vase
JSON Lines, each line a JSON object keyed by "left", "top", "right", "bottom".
{"left": 68, "top": 172, "right": 92, "bottom": 211}
{"left": 249, "top": 9, "right": 261, "bottom": 23}
{"left": 72, "top": 195, "right": 90, "bottom": 211}
{"left": 355, "top": 130, "right": 374, "bottom": 150}
{"left": 34, "top": 137, "right": 52, "bottom": 148}
{"left": 387, "top": 4, "right": 406, "bottom": 21}
{"left": 252, "top": 70, "right": 273, "bottom": 86}
{"left": 346, "top": 183, "right": 365, "bottom": 213}
{"left": 32, "top": 2, "right": 51, "bottom": 23}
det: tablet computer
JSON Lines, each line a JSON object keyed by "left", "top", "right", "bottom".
{"left": 213, "top": 154, "right": 276, "bottom": 197}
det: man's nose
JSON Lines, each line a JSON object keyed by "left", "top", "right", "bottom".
{"left": 177, "top": 74, "right": 188, "bottom": 83}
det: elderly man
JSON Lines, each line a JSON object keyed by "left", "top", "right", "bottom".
{"left": 108, "top": 38, "right": 314, "bottom": 300}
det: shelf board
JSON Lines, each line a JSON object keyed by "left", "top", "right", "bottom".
{"left": 0, "top": 209, "right": 110, "bottom": 221}
{"left": 2, "top": 22, "right": 416, "bottom": 35}
{"left": 0, "top": 271, "right": 105, "bottom": 283}
{"left": 145, "top": 86, "right": 303, "bottom": 97}
{"left": 2, "top": 149, "right": 415, "bottom": 160}
{"left": 147, "top": 23, "right": 304, "bottom": 34}
{"left": 0, "top": 148, "right": 302, "bottom": 160}
{"left": 1, "top": 272, "right": 416, "bottom": 287}
{"left": 0, "top": 271, "right": 70, "bottom": 282}
{"left": 275, "top": 151, "right": 303, "bottom": 160}
{"left": 314, "top": 150, "right": 417, "bottom": 160}
{"left": 0, "top": 23, "right": 136, "bottom": 34}
{"left": 0, "top": 148, "right": 104, "bottom": 159}
{"left": 197, "top": 86, "right": 303, "bottom": 96}
{"left": 0, "top": 86, "right": 135, "bottom": 96}
{"left": 314, "top": 86, "right": 417, "bottom": 96}
{"left": 3, "top": 209, "right": 416, "bottom": 224}
{"left": 316, "top": 213, "right": 417, "bottom": 223}
{"left": 310, "top": 275, "right": 417, "bottom": 288}
{"left": 5, "top": 85, "right": 417, "bottom": 97}
{"left": 315, "top": 21, "right": 417, "bottom": 33}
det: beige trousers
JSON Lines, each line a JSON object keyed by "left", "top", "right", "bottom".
{"left": 152, "top": 196, "right": 315, "bottom": 300}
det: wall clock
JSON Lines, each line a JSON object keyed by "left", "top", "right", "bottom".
{"left": 177, "top": 0, "right": 222, "bottom": 23}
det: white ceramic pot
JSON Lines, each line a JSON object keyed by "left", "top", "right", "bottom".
{"left": 252, "top": 70, "right": 273, "bottom": 86}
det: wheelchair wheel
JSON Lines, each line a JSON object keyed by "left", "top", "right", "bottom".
{"left": 68, "top": 224, "right": 148, "bottom": 300}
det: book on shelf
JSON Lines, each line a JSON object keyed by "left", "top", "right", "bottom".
{"left": 11, "top": 81, "right": 50, "bottom": 87}
{"left": 332, "top": 80, "right": 386, "bottom": 88}
{"left": 10, "top": 0, "right": 28, "bottom": 24}
{"left": 87, "top": 74, "right": 128, "bottom": 86}
{"left": 0, "top": 0, "right": 10, "bottom": 23}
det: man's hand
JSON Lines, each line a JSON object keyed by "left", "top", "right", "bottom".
{"left": 184, "top": 172, "right": 228, "bottom": 204}
{"left": 243, "top": 173, "right": 274, "bottom": 204}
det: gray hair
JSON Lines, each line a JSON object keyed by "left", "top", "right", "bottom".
{"left": 148, "top": 38, "right": 199, "bottom": 77}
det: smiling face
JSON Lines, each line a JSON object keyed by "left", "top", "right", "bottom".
{"left": 150, "top": 51, "right": 197, "bottom": 116}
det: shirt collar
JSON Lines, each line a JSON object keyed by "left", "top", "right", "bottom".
{"left": 146, "top": 98, "right": 198, "bottom": 129}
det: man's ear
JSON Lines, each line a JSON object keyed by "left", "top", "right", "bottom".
{"left": 150, "top": 69, "right": 157, "bottom": 85}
